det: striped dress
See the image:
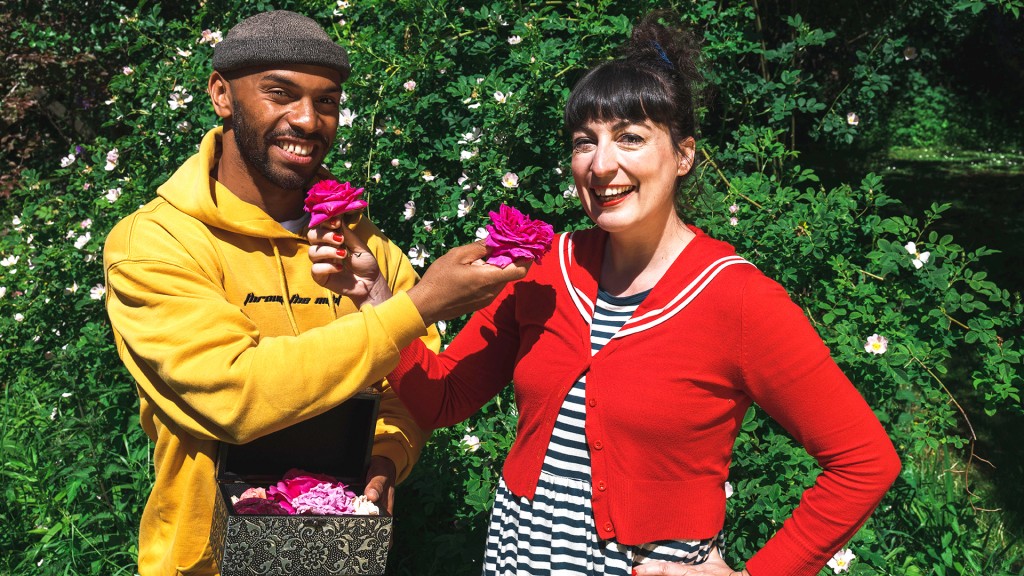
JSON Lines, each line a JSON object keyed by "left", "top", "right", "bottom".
{"left": 482, "top": 288, "right": 721, "bottom": 575}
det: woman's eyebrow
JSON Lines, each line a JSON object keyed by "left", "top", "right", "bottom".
{"left": 611, "top": 119, "right": 645, "bottom": 131}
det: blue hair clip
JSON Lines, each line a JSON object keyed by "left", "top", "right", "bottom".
{"left": 651, "top": 40, "right": 674, "bottom": 68}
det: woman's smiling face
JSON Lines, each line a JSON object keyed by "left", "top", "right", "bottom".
{"left": 570, "top": 117, "right": 694, "bottom": 235}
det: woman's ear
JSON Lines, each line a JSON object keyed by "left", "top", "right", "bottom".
{"left": 208, "top": 71, "right": 233, "bottom": 120}
{"left": 676, "top": 136, "right": 697, "bottom": 177}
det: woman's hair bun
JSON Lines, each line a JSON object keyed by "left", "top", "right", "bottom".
{"left": 623, "top": 11, "right": 704, "bottom": 89}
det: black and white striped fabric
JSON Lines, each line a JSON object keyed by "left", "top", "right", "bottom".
{"left": 483, "top": 289, "right": 719, "bottom": 575}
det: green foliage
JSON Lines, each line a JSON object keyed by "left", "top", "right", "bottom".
{"left": 1, "top": 1, "right": 1021, "bottom": 575}
{"left": 956, "top": 0, "right": 1024, "bottom": 18}
{"left": 885, "top": 69, "right": 957, "bottom": 148}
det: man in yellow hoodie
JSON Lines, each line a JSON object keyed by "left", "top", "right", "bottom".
{"left": 103, "top": 10, "right": 526, "bottom": 575}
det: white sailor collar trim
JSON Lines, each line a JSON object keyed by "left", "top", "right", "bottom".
{"left": 558, "top": 231, "right": 753, "bottom": 338}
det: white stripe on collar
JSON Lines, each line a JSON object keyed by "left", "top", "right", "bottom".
{"left": 615, "top": 256, "right": 751, "bottom": 338}
{"left": 560, "top": 232, "right": 594, "bottom": 324}
{"left": 559, "top": 232, "right": 753, "bottom": 336}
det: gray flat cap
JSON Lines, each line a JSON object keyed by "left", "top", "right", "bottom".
{"left": 213, "top": 10, "right": 350, "bottom": 81}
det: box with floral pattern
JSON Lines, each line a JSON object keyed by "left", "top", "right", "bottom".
{"left": 209, "top": 390, "right": 391, "bottom": 575}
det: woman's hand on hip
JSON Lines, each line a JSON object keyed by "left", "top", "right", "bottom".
{"left": 633, "top": 547, "right": 748, "bottom": 576}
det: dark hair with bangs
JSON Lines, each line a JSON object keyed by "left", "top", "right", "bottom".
{"left": 564, "top": 61, "right": 684, "bottom": 139}
{"left": 564, "top": 12, "right": 707, "bottom": 212}
{"left": 565, "top": 12, "right": 704, "bottom": 145}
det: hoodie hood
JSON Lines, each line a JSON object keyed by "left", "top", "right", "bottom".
{"left": 157, "top": 126, "right": 302, "bottom": 239}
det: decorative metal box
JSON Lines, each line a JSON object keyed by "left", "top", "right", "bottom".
{"left": 210, "top": 391, "right": 391, "bottom": 575}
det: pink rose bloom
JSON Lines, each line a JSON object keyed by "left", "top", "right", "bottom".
{"left": 239, "top": 486, "right": 267, "bottom": 500}
{"left": 484, "top": 204, "right": 554, "bottom": 268}
{"left": 267, "top": 468, "right": 338, "bottom": 513}
{"left": 304, "top": 180, "right": 367, "bottom": 227}
{"left": 291, "top": 483, "right": 359, "bottom": 515}
{"left": 234, "top": 497, "right": 289, "bottom": 515}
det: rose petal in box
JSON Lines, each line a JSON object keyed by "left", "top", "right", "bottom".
{"left": 210, "top": 391, "right": 391, "bottom": 575}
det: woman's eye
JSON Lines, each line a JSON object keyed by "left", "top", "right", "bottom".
{"left": 572, "top": 138, "right": 594, "bottom": 152}
{"left": 620, "top": 133, "right": 644, "bottom": 145}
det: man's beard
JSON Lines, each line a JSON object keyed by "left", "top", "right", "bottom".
{"left": 231, "top": 98, "right": 323, "bottom": 192}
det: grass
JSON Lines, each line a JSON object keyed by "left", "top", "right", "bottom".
{"left": 886, "top": 147, "right": 1024, "bottom": 176}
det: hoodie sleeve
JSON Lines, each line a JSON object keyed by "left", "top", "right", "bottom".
{"left": 104, "top": 210, "right": 432, "bottom": 476}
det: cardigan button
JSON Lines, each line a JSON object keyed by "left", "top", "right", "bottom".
{"left": 588, "top": 398, "right": 597, "bottom": 407}
{"left": 603, "top": 521, "right": 613, "bottom": 532}
{"left": 597, "top": 481, "right": 607, "bottom": 491}
{"left": 593, "top": 441, "right": 603, "bottom": 450}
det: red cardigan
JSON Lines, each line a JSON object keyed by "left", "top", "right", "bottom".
{"left": 390, "top": 226, "right": 900, "bottom": 575}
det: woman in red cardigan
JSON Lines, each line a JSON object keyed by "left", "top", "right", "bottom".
{"left": 310, "top": 12, "right": 900, "bottom": 576}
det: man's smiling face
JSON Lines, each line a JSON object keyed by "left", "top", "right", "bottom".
{"left": 227, "top": 64, "right": 342, "bottom": 192}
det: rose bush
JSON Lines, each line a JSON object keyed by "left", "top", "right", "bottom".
{"left": 0, "top": 1, "right": 1021, "bottom": 575}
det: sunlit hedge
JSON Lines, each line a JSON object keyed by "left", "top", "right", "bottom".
{"left": 1, "top": 1, "right": 1021, "bottom": 574}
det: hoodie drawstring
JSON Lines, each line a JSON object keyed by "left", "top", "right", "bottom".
{"left": 270, "top": 239, "right": 301, "bottom": 336}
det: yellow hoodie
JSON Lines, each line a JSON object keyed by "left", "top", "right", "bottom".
{"left": 104, "top": 127, "right": 436, "bottom": 575}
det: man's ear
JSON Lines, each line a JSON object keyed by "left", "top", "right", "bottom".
{"left": 208, "top": 71, "right": 233, "bottom": 120}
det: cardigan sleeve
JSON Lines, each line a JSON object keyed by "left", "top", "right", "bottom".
{"left": 737, "top": 275, "right": 901, "bottom": 576}
{"left": 388, "top": 280, "right": 522, "bottom": 430}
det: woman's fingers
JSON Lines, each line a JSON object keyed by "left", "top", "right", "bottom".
{"left": 341, "top": 226, "right": 372, "bottom": 253}
{"left": 305, "top": 217, "right": 383, "bottom": 303}
{"left": 633, "top": 547, "right": 739, "bottom": 576}
{"left": 308, "top": 243, "right": 347, "bottom": 268}
{"left": 306, "top": 217, "right": 345, "bottom": 246}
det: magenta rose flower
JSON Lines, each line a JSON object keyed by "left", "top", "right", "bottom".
{"left": 233, "top": 497, "right": 289, "bottom": 515}
{"left": 267, "top": 468, "right": 338, "bottom": 513}
{"left": 230, "top": 468, "right": 376, "bottom": 516}
{"left": 484, "top": 204, "right": 554, "bottom": 268}
{"left": 290, "top": 483, "right": 359, "bottom": 515}
{"left": 304, "top": 180, "right": 367, "bottom": 227}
